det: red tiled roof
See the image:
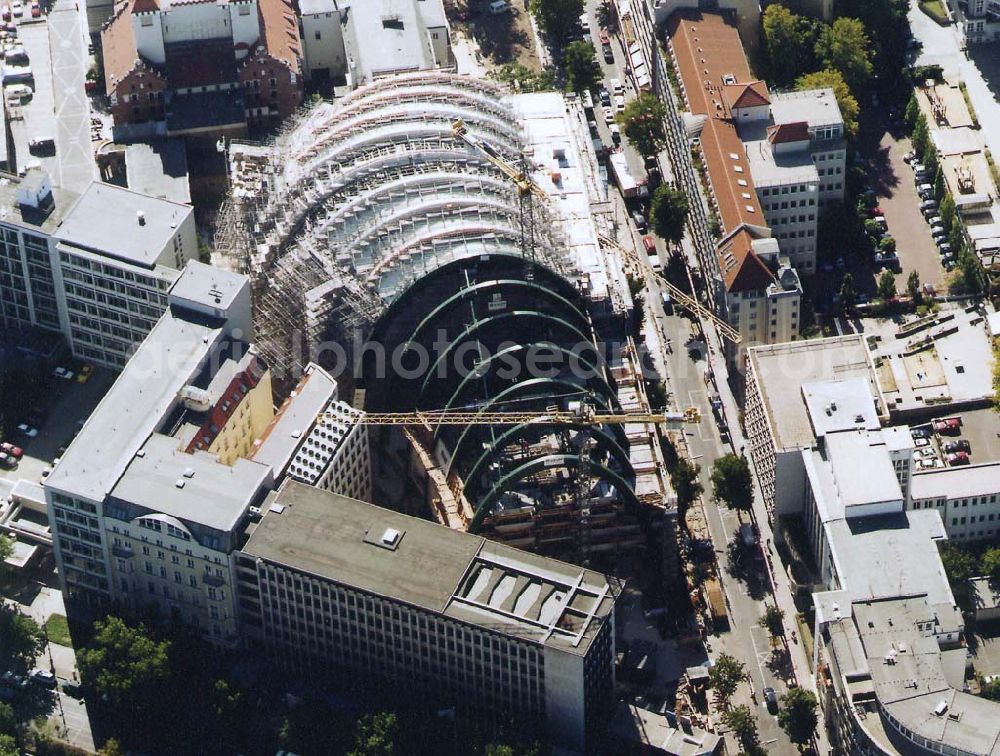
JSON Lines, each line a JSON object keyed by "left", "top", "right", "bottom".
{"left": 132, "top": 0, "right": 159, "bottom": 12}
{"left": 256, "top": 0, "right": 301, "bottom": 73}
{"left": 100, "top": 0, "right": 140, "bottom": 95}
{"left": 718, "top": 228, "right": 775, "bottom": 293}
{"left": 767, "top": 121, "right": 810, "bottom": 144}
{"left": 185, "top": 357, "right": 266, "bottom": 454}
{"left": 165, "top": 39, "right": 237, "bottom": 88}
{"left": 724, "top": 80, "right": 769, "bottom": 109}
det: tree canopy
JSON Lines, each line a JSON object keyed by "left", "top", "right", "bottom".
{"left": 815, "top": 17, "right": 873, "bottom": 93}
{"left": 710, "top": 454, "right": 754, "bottom": 519}
{"left": 0, "top": 605, "right": 44, "bottom": 674}
{"left": 795, "top": 69, "right": 859, "bottom": 138}
{"left": 78, "top": 617, "right": 170, "bottom": 707}
{"left": 777, "top": 687, "right": 819, "bottom": 749}
{"left": 616, "top": 93, "right": 667, "bottom": 158}
{"left": 489, "top": 63, "right": 556, "bottom": 93}
{"left": 722, "top": 704, "right": 759, "bottom": 753}
{"left": 349, "top": 712, "right": 399, "bottom": 756}
{"left": 708, "top": 653, "right": 746, "bottom": 706}
{"left": 981, "top": 546, "right": 1000, "bottom": 585}
{"left": 759, "top": 604, "right": 785, "bottom": 638}
{"left": 761, "top": 5, "right": 818, "bottom": 86}
{"left": 671, "top": 458, "right": 703, "bottom": 525}
{"left": 563, "top": 41, "right": 601, "bottom": 94}
{"left": 529, "top": 0, "right": 584, "bottom": 49}
{"left": 650, "top": 185, "right": 690, "bottom": 243}
{"left": 938, "top": 542, "right": 977, "bottom": 608}
{"left": 877, "top": 270, "right": 896, "bottom": 301}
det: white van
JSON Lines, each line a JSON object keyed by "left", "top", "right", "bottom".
{"left": 489, "top": 0, "right": 510, "bottom": 14}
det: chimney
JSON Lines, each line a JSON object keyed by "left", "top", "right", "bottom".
{"left": 137, "top": 210, "right": 146, "bottom": 226}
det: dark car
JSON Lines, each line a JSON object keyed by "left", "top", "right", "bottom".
{"left": 60, "top": 679, "right": 83, "bottom": 698}
{"left": 943, "top": 440, "right": 971, "bottom": 454}
{"left": 29, "top": 669, "right": 56, "bottom": 688}
{"left": 763, "top": 686, "right": 778, "bottom": 713}
{"left": 631, "top": 210, "right": 647, "bottom": 233}
{"left": 599, "top": 88, "right": 610, "bottom": 107}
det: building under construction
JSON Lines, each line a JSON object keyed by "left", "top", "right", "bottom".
{"left": 217, "top": 72, "right": 676, "bottom": 572}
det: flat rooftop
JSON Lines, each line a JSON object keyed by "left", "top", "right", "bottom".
{"left": 0, "top": 172, "right": 78, "bottom": 234}
{"left": 168, "top": 260, "right": 247, "bottom": 314}
{"left": 111, "top": 433, "right": 271, "bottom": 533}
{"left": 342, "top": 0, "right": 435, "bottom": 81}
{"left": 911, "top": 462, "right": 1000, "bottom": 502}
{"left": 125, "top": 140, "right": 191, "bottom": 205}
{"left": 45, "top": 309, "right": 222, "bottom": 503}
{"left": 803, "top": 377, "right": 881, "bottom": 439}
{"left": 54, "top": 181, "right": 192, "bottom": 267}
{"left": 741, "top": 120, "right": 819, "bottom": 187}
{"left": 244, "top": 481, "right": 617, "bottom": 655}
{"left": 825, "top": 511, "right": 953, "bottom": 607}
{"left": 824, "top": 430, "right": 903, "bottom": 509}
{"left": 770, "top": 88, "right": 844, "bottom": 130}
{"left": 748, "top": 335, "right": 882, "bottom": 452}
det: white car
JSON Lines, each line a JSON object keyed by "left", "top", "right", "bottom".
{"left": 11, "top": 2, "right": 22, "bottom": 16}
{"left": 610, "top": 78, "right": 624, "bottom": 95}
{"left": 53, "top": 366, "right": 74, "bottom": 379}
{"left": 579, "top": 13, "right": 590, "bottom": 33}
{"left": 604, "top": 106, "right": 615, "bottom": 125}
{"left": 17, "top": 424, "right": 37, "bottom": 437}
{"left": 614, "top": 94, "right": 626, "bottom": 112}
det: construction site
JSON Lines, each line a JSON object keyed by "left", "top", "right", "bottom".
{"left": 215, "top": 71, "right": 682, "bottom": 575}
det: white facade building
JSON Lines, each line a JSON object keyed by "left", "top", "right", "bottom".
{"left": 0, "top": 173, "right": 197, "bottom": 368}
{"left": 237, "top": 481, "right": 618, "bottom": 752}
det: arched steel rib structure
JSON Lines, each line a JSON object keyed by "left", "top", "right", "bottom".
{"left": 227, "top": 72, "right": 639, "bottom": 541}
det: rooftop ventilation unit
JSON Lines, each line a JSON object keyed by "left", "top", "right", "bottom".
{"left": 175, "top": 479, "right": 186, "bottom": 489}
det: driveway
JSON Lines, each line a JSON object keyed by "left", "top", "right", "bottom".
{"left": 871, "top": 133, "right": 944, "bottom": 288}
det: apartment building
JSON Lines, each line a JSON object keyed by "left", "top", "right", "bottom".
{"left": 770, "top": 89, "right": 846, "bottom": 210}
{"left": 948, "top": 0, "right": 1000, "bottom": 44}
{"left": 910, "top": 463, "right": 1000, "bottom": 543}
{"left": 0, "top": 172, "right": 197, "bottom": 368}
{"left": 666, "top": 10, "right": 802, "bottom": 357}
{"left": 299, "top": 0, "right": 452, "bottom": 86}
{"left": 236, "top": 481, "right": 619, "bottom": 752}
{"left": 101, "top": 0, "right": 302, "bottom": 135}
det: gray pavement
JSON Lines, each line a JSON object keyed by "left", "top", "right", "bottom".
{"left": 874, "top": 133, "right": 944, "bottom": 288}
{"left": 48, "top": 0, "right": 97, "bottom": 192}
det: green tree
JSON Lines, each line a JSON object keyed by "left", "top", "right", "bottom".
{"left": 710, "top": 454, "right": 754, "bottom": 520}
{"left": 815, "top": 17, "right": 873, "bottom": 92}
{"left": 0, "top": 605, "right": 44, "bottom": 673}
{"left": 939, "top": 193, "right": 956, "bottom": 234}
{"left": 563, "top": 40, "right": 601, "bottom": 94}
{"left": 722, "top": 704, "right": 759, "bottom": 752}
{"left": 78, "top": 617, "right": 170, "bottom": 706}
{"left": 759, "top": 604, "right": 785, "bottom": 638}
{"left": 671, "top": 458, "right": 703, "bottom": 526}
{"left": 911, "top": 115, "right": 930, "bottom": 159}
{"left": 485, "top": 747, "right": 516, "bottom": 756}
{"left": 949, "top": 247, "right": 984, "bottom": 296}
{"left": 934, "top": 165, "right": 946, "bottom": 201}
{"left": 489, "top": 62, "right": 556, "bottom": 93}
{"left": 904, "top": 93, "right": 920, "bottom": 130}
{"left": 879, "top": 235, "right": 896, "bottom": 254}
{"left": 981, "top": 546, "right": 1000, "bottom": 584}
{"left": 650, "top": 185, "right": 690, "bottom": 243}
{"left": 761, "top": 5, "right": 818, "bottom": 85}
{"left": 877, "top": 270, "right": 896, "bottom": 300}
{"left": 350, "top": 712, "right": 399, "bottom": 756}
{"left": 795, "top": 69, "right": 859, "bottom": 138}
{"left": 839, "top": 272, "right": 857, "bottom": 310}
{"left": 777, "top": 687, "right": 819, "bottom": 750}
{"left": 983, "top": 676, "right": 1000, "bottom": 701}
{"left": 98, "top": 739, "right": 125, "bottom": 756}
{"left": 0, "top": 702, "right": 15, "bottom": 737}
{"left": 616, "top": 92, "right": 667, "bottom": 157}
{"left": 907, "top": 270, "right": 922, "bottom": 305}
{"left": 939, "top": 542, "right": 977, "bottom": 608}
{"left": 0, "top": 734, "right": 17, "bottom": 756}
{"left": 529, "top": 0, "right": 585, "bottom": 49}
{"left": 708, "top": 653, "right": 746, "bottom": 708}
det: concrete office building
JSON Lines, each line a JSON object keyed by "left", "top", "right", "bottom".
{"left": 237, "top": 481, "right": 619, "bottom": 752}
{"left": 947, "top": 0, "right": 1000, "bottom": 44}
{"left": 0, "top": 172, "right": 197, "bottom": 368}
{"left": 44, "top": 263, "right": 370, "bottom": 644}
{"left": 298, "top": 0, "right": 452, "bottom": 85}
{"left": 909, "top": 463, "right": 1000, "bottom": 543}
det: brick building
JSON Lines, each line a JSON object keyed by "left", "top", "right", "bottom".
{"left": 101, "top": 0, "right": 302, "bottom": 136}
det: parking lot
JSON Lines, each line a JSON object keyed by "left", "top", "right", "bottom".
{"left": 871, "top": 132, "right": 944, "bottom": 288}
{"left": 1, "top": 363, "right": 112, "bottom": 485}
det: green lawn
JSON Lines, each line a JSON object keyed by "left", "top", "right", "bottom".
{"left": 43, "top": 613, "right": 72, "bottom": 647}
{"left": 919, "top": 0, "right": 950, "bottom": 25}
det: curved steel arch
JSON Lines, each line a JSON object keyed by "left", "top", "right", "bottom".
{"left": 417, "top": 310, "right": 594, "bottom": 403}
{"left": 402, "top": 278, "right": 590, "bottom": 350}
{"left": 459, "top": 421, "right": 633, "bottom": 502}
{"left": 432, "top": 342, "right": 613, "bottom": 419}
{"left": 442, "top": 376, "right": 624, "bottom": 477}
{"left": 469, "top": 454, "right": 643, "bottom": 533}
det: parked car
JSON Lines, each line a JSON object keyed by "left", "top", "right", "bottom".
{"left": 903, "top": 150, "right": 917, "bottom": 163}
{"left": 764, "top": 687, "right": 778, "bottom": 713}
{"left": 932, "top": 417, "right": 961, "bottom": 434}
{"left": 10, "top": 1, "right": 21, "bottom": 16}
{"left": 16, "top": 423, "right": 37, "bottom": 437}
{"left": 609, "top": 123, "right": 621, "bottom": 144}
{"left": 870, "top": 206, "right": 884, "bottom": 217}
{"left": 938, "top": 243, "right": 952, "bottom": 256}
{"left": 599, "top": 29, "right": 610, "bottom": 46}
{"left": 579, "top": 13, "right": 590, "bottom": 33}
{"left": 581, "top": 89, "right": 594, "bottom": 110}
{"left": 61, "top": 679, "right": 83, "bottom": 698}
{"left": 932, "top": 228, "right": 947, "bottom": 241}
{"left": 947, "top": 451, "right": 970, "bottom": 466}
{"left": 642, "top": 235, "right": 656, "bottom": 255}
{"left": 911, "top": 426, "right": 931, "bottom": 439}
{"left": 919, "top": 199, "right": 938, "bottom": 212}
{"left": 30, "top": 3, "right": 38, "bottom": 17}
{"left": 927, "top": 215, "right": 943, "bottom": 227}
{"left": 631, "top": 209, "right": 647, "bottom": 233}
{"left": 29, "top": 135, "right": 54, "bottom": 153}
{"left": 943, "top": 440, "right": 971, "bottom": 454}
{"left": 0, "top": 452, "right": 16, "bottom": 470}
{"left": 604, "top": 106, "right": 615, "bottom": 125}
{"left": 30, "top": 669, "right": 56, "bottom": 688}
{"left": 0, "top": 442, "right": 23, "bottom": 458}
{"left": 599, "top": 88, "right": 610, "bottom": 106}
{"left": 614, "top": 94, "right": 626, "bottom": 112}
{"left": 610, "top": 77, "right": 624, "bottom": 95}
{"left": 603, "top": 44, "right": 614, "bottom": 63}
{"left": 1, "top": 6, "right": 10, "bottom": 22}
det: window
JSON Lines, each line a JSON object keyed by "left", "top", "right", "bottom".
{"left": 314, "top": 30, "right": 321, "bottom": 40}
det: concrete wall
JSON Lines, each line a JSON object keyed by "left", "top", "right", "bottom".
{"left": 228, "top": 0, "right": 261, "bottom": 49}
{"left": 543, "top": 646, "right": 586, "bottom": 752}
{"left": 162, "top": 4, "right": 234, "bottom": 44}
{"left": 132, "top": 12, "right": 166, "bottom": 64}
{"left": 301, "top": 10, "right": 345, "bottom": 79}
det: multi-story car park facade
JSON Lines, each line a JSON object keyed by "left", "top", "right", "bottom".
{"left": 0, "top": 171, "right": 197, "bottom": 367}
{"left": 237, "top": 481, "right": 619, "bottom": 752}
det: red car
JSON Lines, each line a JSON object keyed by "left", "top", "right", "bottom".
{"left": 642, "top": 235, "right": 656, "bottom": 254}
{"left": 599, "top": 29, "right": 610, "bottom": 46}
{"left": 947, "top": 451, "right": 970, "bottom": 466}
{"left": 30, "top": 4, "right": 39, "bottom": 16}
{"left": 0, "top": 442, "right": 22, "bottom": 459}
{"left": 871, "top": 206, "right": 884, "bottom": 217}
{"left": 932, "top": 417, "right": 961, "bottom": 434}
